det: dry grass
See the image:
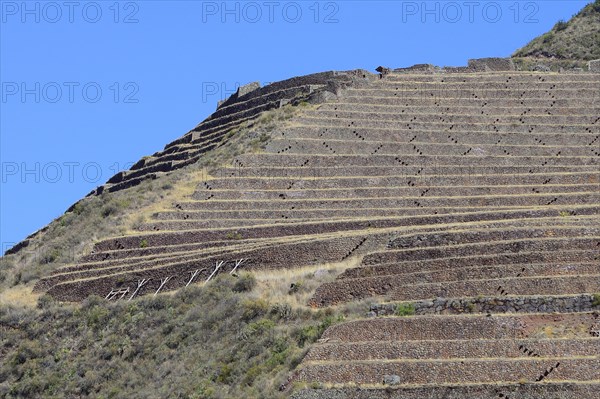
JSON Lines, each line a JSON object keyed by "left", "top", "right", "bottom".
{"left": 252, "top": 256, "right": 363, "bottom": 309}
{"left": 0, "top": 285, "right": 41, "bottom": 307}
{"left": 123, "top": 168, "right": 213, "bottom": 234}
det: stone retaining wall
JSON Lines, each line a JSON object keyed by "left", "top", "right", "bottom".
{"left": 304, "top": 337, "right": 599, "bottom": 362}
{"left": 320, "top": 313, "right": 598, "bottom": 342}
{"left": 369, "top": 294, "right": 600, "bottom": 316}
{"left": 294, "top": 358, "right": 599, "bottom": 385}
{"left": 292, "top": 382, "right": 600, "bottom": 399}
{"left": 341, "top": 251, "right": 596, "bottom": 279}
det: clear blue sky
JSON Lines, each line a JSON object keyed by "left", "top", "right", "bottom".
{"left": 0, "top": 0, "right": 590, "bottom": 253}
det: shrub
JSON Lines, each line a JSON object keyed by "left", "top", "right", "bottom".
{"left": 101, "top": 204, "right": 118, "bottom": 218}
{"left": 37, "top": 294, "right": 57, "bottom": 310}
{"left": 592, "top": 293, "right": 600, "bottom": 307}
{"left": 554, "top": 20, "right": 568, "bottom": 31}
{"left": 40, "top": 248, "right": 61, "bottom": 264}
{"left": 295, "top": 315, "right": 343, "bottom": 347}
{"left": 270, "top": 303, "right": 293, "bottom": 321}
{"left": 216, "top": 363, "right": 233, "bottom": 383}
{"left": 225, "top": 232, "right": 243, "bottom": 240}
{"left": 241, "top": 298, "right": 269, "bottom": 321}
{"left": 542, "top": 32, "right": 554, "bottom": 44}
{"left": 395, "top": 303, "right": 416, "bottom": 316}
{"left": 139, "top": 239, "right": 148, "bottom": 248}
{"left": 243, "top": 364, "right": 264, "bottom": 386}
{"left": 71, "top": 202, "right": 84, "bottom": 215}
{"left": 288, "top": 281, "right": 303, "bottom": 294}
{"left": 233, "top": 273, "right": 256, "bottom": 292}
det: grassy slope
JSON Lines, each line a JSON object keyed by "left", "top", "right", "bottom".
{"left": 513, "top": 0, "right": 600, "bottom": 61}
{"left": 0, "top": 271, "right": 365, "bottom": 398}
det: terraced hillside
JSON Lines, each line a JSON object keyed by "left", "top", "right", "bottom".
{"left": 30, "top": 65, "right": 600, "bottom": 307}
{"left": 17, "top": 61, "right": 598, "bottom": 397}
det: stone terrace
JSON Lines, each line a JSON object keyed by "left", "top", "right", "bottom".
{"left": 31, "top": 64, "right": 599, "bottom": 396}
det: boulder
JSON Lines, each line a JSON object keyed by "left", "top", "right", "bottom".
{"left": 383, "top": 375, "right": 401, "bottom": 385}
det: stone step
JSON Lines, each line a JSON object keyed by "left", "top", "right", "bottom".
{"left": 388, "top": 275, "right": 600, "bottom": 302}
{"left": 196, "top": 172, "right": 600, "bottom": 190}
{"left": 178, "top": 190, "right": 600, "bottom": 209}
{"left": 233, "top": 153, "right": 599, "bottom": 168}
{"left": 304, "top": 338, "right": 599, "bottom": 362}
{"left": 338, "top": 94, "right": 600, "bottom": 107}
{"left": 372, "top": 294, "right": 599, "bottom": 317}
{"left": 292, "top": 382, "right": 600, "bottom": 399}
{"left": 190, "top": 189, "right": 599, "bottom": 206}
{"left": 280, "top": 126, "right": 600, "bottom": 145}
{"left": 213, "top": 165, "right": 600, "bottom": 180}
{"left": 366, "top": 237, "right": 600, "bottom": 264}
{"left": 307, "top": 109, "right": 599, "bottom": 125}
{"left": 266, "top": 140, "right": 597, "bottom": 159}
{"left": 141, "top": 211, "right": 597, "bottom": 233}
{"left": 342, "top": 250, "right": 598, "bottom": 279}
{"left": 295, "top": 116, "right": 599, "bottom": 135}
{"left": 293, "top": 358, "right": 599, "bottom": 386}
{"left": 344, "top": 87, "right": 600, "bottom": 100}
{"left": 382, "top": 72, "right": 600, "bottom": 82}
{"left": 370, "top": 80, "right": 600, "bottom": 90}
{"left": 124, "top": 212, "right": 596, "bottom": 250}
{"left": 320, "top": 312, "right": 598, "bottom": 342}
{"left": 318, "top": 101, "right": 600, "bottom": 116}
{"left": 312, "top": 273, "right": 600, "bottom": 306}
{"left": 155, "top": 204, "right": 599, "bottom": 221}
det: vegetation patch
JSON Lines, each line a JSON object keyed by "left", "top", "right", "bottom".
{"left": 0, "top": 274, "right": 350, "bottom": 398}
{"left": 592, "top": 293, "right": 600, "bottom": 307}
{"left": 395, "top": 302, "right": 416, "bottom": 317}
{"left": 513, "top": 0, "right": 600, "bottom": 61}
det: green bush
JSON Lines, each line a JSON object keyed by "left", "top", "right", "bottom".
{"left": 233, "top": 273, "right": 256, "bottom": 292}
{"left": 295, "top": 315, "right": 343, "bottom": 347}
{"left": 101, "top": 204, "right": 118, "bottom": 218}
{"left": 395, "top": 303, "right": 416, "bottom": 316}
{"left": 241, "top": 298, "right": 269, "bottom": 321}
{"left": 36, "top": 294, "right": 57, "bottom": 310}
{"left": 554, "top": 20, "right": 568, "bottom": 31}
{"left": 592, "top": 293, "right": 600, "bottom": 307}
{"left": 225, "top": 232, "right": 243, "bottom": 240}
{"left": 40, "top": 248, "right": 61, "bottom": 264}
{"left": 542, "top": 32, "right": 554, "bottom": 44}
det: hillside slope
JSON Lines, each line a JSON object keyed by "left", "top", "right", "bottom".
{"left": 513, "top": 0, "right": 600, "bottom": 61}
{"left": 1, "top": 3, "right": 599, "bottom": 396}
{"left": 2, "top": 62, "right": 598, "bottom": 399}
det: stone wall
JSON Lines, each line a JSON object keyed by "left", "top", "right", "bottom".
{"left": 292, "top": 383, "right": 600, "bottom": 399}
{"left": 468, "top": 57, "right": 515, "bottom": 71}
{"left": 369, "top": 294, "right": 600, "bottom": 316}
{"left": 293, "top": 358, "right": 599, "bottom": 386}
{"left": 390, "top": 58, "right": 515, "bottom": 74}
{"left": 40, "top": 233, "right": 389, "bottom": 301}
